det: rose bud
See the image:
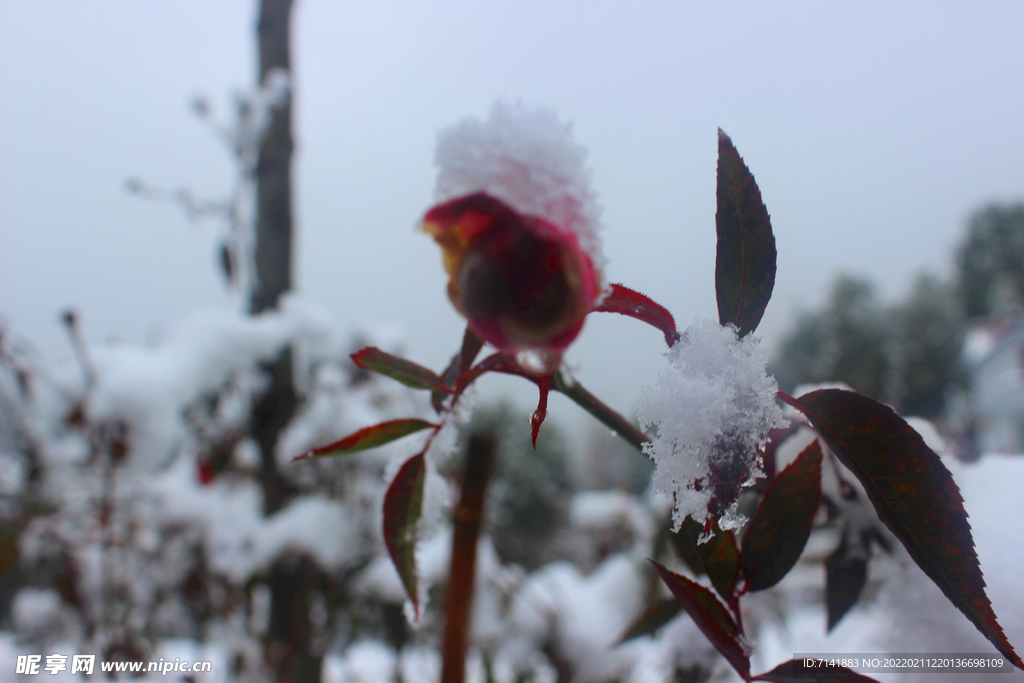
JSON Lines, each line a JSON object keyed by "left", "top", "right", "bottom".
{"left": 425, "top": 103, "right": 607, "bottom": 373}
{"left": 423, "top": 192, "right": 601, "bottom": 372}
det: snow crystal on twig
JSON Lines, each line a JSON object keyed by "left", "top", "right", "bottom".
{"left": 434, "top": 101, "right": 605, "bottom": 276}
{"left": 637, "top": 319, "right": 786, "bottom": 531}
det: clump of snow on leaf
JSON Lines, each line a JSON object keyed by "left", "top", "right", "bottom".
{"left": 434, "top": 101, "right": 605, "bottom": 275}
{"left": 637, "top": 319, "right": 786, "bottom": 531}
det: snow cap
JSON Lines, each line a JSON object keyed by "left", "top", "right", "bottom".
{"left": 638, "top": 319, "right": 787, "bottom": 531}
{"left": 433, "top": 101, "right": 605, "bottom": 276}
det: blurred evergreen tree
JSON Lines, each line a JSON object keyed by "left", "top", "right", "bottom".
{"left": 888, "top": 274, "right": 964, "bottom": 418}
{"left": 956, "top": 203, "right": 1024, "bottom": 319}
{"left": 771, "top": 274, "right": 961, "bottom": 419}
{"left": 457, "top": 401, "right": 574, "bottom": 570}
{"left": 772, "top": 276, "right": 890, "bottom": 401}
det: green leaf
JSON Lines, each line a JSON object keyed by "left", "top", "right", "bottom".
{"left": 741, "top": 442, "right": 822, "bottom": 592}
{"left": 617, "top": 597, "right": 682, "bottom": 644}
{"left": 383, "top": 452, "right": 426, "bottom": 617}
{"left": 297, "top": 419, "right": 435, "bottom": 459}
{"left": 352, "top": 346, "right": 452, "bottom": 393}
{"left": 754, "top": 659, "right": 882, "bottom": 682}
{"left": 781, "top": 389, "right": 1023, "bottom": 669}
{"left": 650, "top": 559, "right": 750, "bottom": 681}
{"left": 715, "top": 129, "right": 777, "bottom": 336}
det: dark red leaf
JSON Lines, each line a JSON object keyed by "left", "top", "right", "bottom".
{"left": 667, "top": 520, "right": 705, "bottom": 576}
{"left": 754, "top": 659, "right": 881, "bottom": 682}
{"left": 741, "top": 442, "right": 822, "bottom": 592}
{"left": 715, "top": 129, "right": 777, "bottom": 337}
{"left": 383, "top": 452, "right": 427, "bottom": 618}
{"left": 617, "top": 597, "right": 682, "bottom": 644}
{"left": 294, "top": 419, "right": 436, "bottom": 460}
{"left": 432, "top": 327, "right": 485, "bottom": 414}
{"left": 530, "top": 373, "right": 552, "bottom": 448}
{"left": 593, "top": 283, "right": 680, "bottom": 347}
{"left": 678, "top": 517, "right": 741, "bottom": 603}
{"left": 352, "top": 347, "right": 452, "bottom": 394}
{"left": 780, "top": 388, "right": 1023, "bottom": 669}
{"left": 650, "top": 559, "right": 751, "bottom": 681}
{"left": 825, "top": 530, "right": 869, "bottom": 632}
{"left": 706, "top": 431, "right": 757, "bottom": 520}
{"left": 758, "top": 424, "right": 802, "bottom": 490}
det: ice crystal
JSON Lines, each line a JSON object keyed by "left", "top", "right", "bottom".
{"left": 637, "top": 319, "right": 786, "bottom": 531}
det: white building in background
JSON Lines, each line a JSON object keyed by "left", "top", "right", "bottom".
{"left": 964, "top": 316, "right": 1024, "bottom": 454}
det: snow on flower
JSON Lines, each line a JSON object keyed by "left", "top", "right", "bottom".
{"left": 422, "top": 102, "right": 605, "bottom": 373}
{"left": 637, "top": 319, "right": 786, "bottom": 532}
{"left": 432, "top": 101, "right": 603, "bottom": 271}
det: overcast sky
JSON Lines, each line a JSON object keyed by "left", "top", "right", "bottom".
{"left": 2, "top": 1, "right": 1023, "bottom": 435}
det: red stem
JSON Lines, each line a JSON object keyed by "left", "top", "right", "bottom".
{"left": 441, "top": 434, "right": 496, "bottom": 683}
{"left": 552, "top": 370, "right": 651, "bottom": 453}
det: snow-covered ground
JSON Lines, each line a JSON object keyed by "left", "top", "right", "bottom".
{"left": 2, "top": 295, "right": 1022, "bottom": 682}
{"left": 4, "top": 452, "right": 1021, "bottom": 682}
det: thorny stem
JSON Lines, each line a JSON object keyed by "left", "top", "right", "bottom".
{"left": 550, "top": 370, "right": 651, "bottom": 453}
{"left": 446, "top": 350, "right": 649, "bottom": 454}
{"left": 441, "top": 434, "right": 497, "bottom": 683}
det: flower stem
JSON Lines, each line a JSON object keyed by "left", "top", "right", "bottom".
{"left": 441, "top": 433, "right": 497, "bottom": 683}
{"left": 551, "top": 370, "right": 651, "bottom": 453}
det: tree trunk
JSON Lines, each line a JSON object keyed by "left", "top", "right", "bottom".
{"left": 251, "top": 0, "right": 297, "bottom": 518}
{"left": 252, "top": 0, "right": 294, "bottom": 317}
{"left": 250, "top": 2, "right": 319, "bottom": 682}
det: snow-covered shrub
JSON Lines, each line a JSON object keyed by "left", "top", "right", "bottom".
{"left": 317, "top": 106, "right": 1023, "bottom": 682}
{"left": 4, "top": 99, "right": 1022, "bottom": 683}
